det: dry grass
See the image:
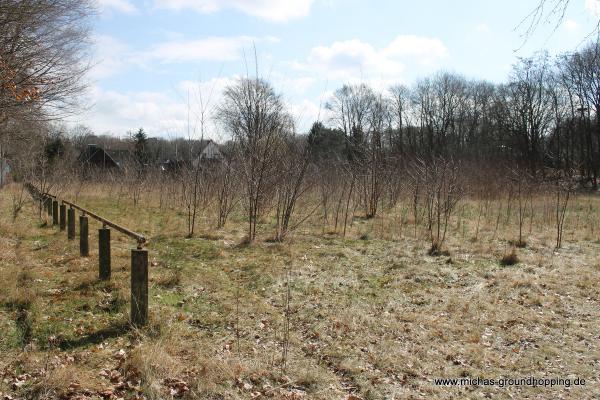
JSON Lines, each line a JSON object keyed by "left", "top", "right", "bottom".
{"left": 0, "top": 182, "right": 599, "bottom": 399}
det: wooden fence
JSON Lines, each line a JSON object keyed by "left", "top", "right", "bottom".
{"left": 26, "top": 184, "right": 149, "bottom": 326}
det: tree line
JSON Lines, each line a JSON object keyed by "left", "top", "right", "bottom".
{"left": 313, "top": 41, "right": 600, "bottom": 187}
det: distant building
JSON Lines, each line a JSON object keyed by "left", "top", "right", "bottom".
{"left": 161, "top": 139, "right": 222, "bottom": 171}
{"left": 78, "top": 144, "right": 121, "bottom": 169}
{"left": 192, "top": 139, "right": 222, "bottom": 167}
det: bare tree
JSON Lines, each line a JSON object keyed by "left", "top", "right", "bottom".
{"left": 552, "top": 171, "right": 575, "bottom": 249}
{"left": 389, "top": 84, "right": 412, "bottom": 153}
{"left": 217, "top": 77, "right": 292, "bottom": 242}
{"left": 274, "top": 137, "right": 314, "bottom": 241}
{"left": 326, "top": 83, "right": 374, "bottom": 162}
{"left": 215, "top": 152, "right": 239, "bottom": 229}
{"left": 417, "top": 157, "right": 463, "bottom": 255}
{"left": 508, "top": 168, "right": 533, "bottom": 247}
{"left": 326, "top": 83, "right": 391, "bottom": 219}
{"left": 0, "top": 0, "right": 94, "bottom": 131}
{"left": 497, "top": 55, "right": 554, "bottom": 172}
{"left": 362, "top": 92, "right": 389, "bottom": 218}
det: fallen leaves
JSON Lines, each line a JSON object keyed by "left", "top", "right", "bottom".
{"left": 346, "top": 395, "right": 363, "bottom": 400}
{"left": 95, "top": 348, "right": 144, "bottom": 399}
{"left": 163, "top": 377, "right": 189, "bottom": 398}
{"left": 11, "top": 374, "right": 31, "bottom": 390}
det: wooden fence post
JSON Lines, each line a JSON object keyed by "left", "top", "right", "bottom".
{"left": 99, "top": 227, "right": 111, "bottom": 280}
{"left": 80, "top": 215, "right": 89, "bottom": 257}
{"left": 59, "top": 204, "right": 66, "bottom": 231}
{"left": 67, "top": 208, "right": 75, "bottom": 240}
{"left": 131, "top": 248, "right": 148, "bottom": 326}
{"left": 52, "top": 200, "right": 59, "bottom": 225}
{"left": 46, "top": 197, "right": 52, "bottom": 216}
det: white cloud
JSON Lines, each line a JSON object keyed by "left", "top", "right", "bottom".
{"left": 98, "top": 0, "right": 137, "bottom": 14}
{"left": 383, "top": 35, "right": 448, "bottom": 65}
{"left": 287, "top": 99, "right": 323, "bottom": 131}
{"left": 154, "top": 0, "right": 315, "bottom": 21}
{"left": 475, "top": 23, "right": 491, "bottom": 34}
{"left": 145, "top": 36, "right": 261, "bottom": 63}
{"left": 300, "top": 35, "right": 448, "bottom": 84}
{"left": 270, "top": 72, "right": 315, "bottom": 94}
{"left": 178, "top": 77, "right": 237, "bottom": 117}
{"left": 307, "top": 39, "right": 403, "bottom": 80}
{"left": 564, "top": 18, "right": 580, "bottom": 32}
{"left": 585, "top": 0, "right": 600, "bottom": 17}
{"left": 178, "top": 77, "right": 236, "bottom": 99}
{"left": 89, "top": 34, "right": 277, "bottom": 80}
{"left": 90, "top": 35, "right": 132, "bottom": 79}
{"left": 80, "top": 86, "right": 189, "bottom": 137}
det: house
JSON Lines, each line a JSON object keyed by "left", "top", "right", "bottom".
{"left": 192, "top": 139, "right": 222, "bottom": 167}
{"left": 106, "top": 149, "right": 133, "bottom": 168}
{"left": 160, "top": 139, "right": 222, "bottom": 171}
{"left": 78, "top": 144, "right": 120, "bottom": 169}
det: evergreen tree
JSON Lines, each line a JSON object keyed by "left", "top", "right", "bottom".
{"left": 307, "top": 122, "right": 346, "bottom": 162}
{"left": 132, "top": 128, "right": 148, "bottom": 166}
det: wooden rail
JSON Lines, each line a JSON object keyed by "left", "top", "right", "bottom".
{"left": 40, "top": 191, "right": 146, "bottom": 248}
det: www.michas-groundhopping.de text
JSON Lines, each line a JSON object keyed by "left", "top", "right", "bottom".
{"left": 434, "top": 376, "right": 585, "bottom": 388}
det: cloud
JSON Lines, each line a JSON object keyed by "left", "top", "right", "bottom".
{"left": 307, "top": 39, "right": 403, "bottom": 79}
{"left": 300, "top": 35, "right": 448, "bottom": 84}
{"left": 564, "top": 18, "right": 579, "bottom": 32}
{"left": 89, "top": 34, "right": 278, "bottom": 80}
{"left": 585, "top": 0, "right": 600, "bottom": 17}
{"left": 287, "top": 98, "right": 323, "bottom": 131}
{"left": 80, "top": 86, "right": 189, "bottom": 137}
{"left": 178, "top": 76, "right": 237, "bottom": 116}
{"left": 270, "top": 72, "right": 315, "bottom": 94}
{"left": 145, "top": 36, "right": 263, "bottom": 63}
{"left": 98, "top": 0, "right": 137, "bottom": 14}
{"left": 154, "top": 0, "right": 315, "bottom": 22}
{"left": 383, "top": 35, "right": 448, "bottom": 64}
{"left": 90, "top": 35, "right": 132, "bottom": 79}
{"left": 178, "top": 77, "right": 237, "bottom": 99}
{"left": 475, "top": 23, "right": 491, "bottom": 34}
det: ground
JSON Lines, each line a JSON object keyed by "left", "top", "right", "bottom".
{"left": 0, "top": 183, "right": 599, "bottom": 399}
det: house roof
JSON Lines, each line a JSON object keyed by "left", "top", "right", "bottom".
{"left": 78, "top": 144, "right": 120, "bottom": 168}
{"left": 190, "top": 139, "right": 216, "bottom": 155}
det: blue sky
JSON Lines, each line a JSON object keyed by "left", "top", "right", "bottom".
{"left": 75, "top": 0, "right": 600, "bottom": 140}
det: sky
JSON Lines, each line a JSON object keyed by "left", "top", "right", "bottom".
{"left": 72, "top": 0, "right": 600, "bottom": 141}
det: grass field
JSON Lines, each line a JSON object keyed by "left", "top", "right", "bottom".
{"left": 1, "top": 182, "right": 599, "bottom": 399}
